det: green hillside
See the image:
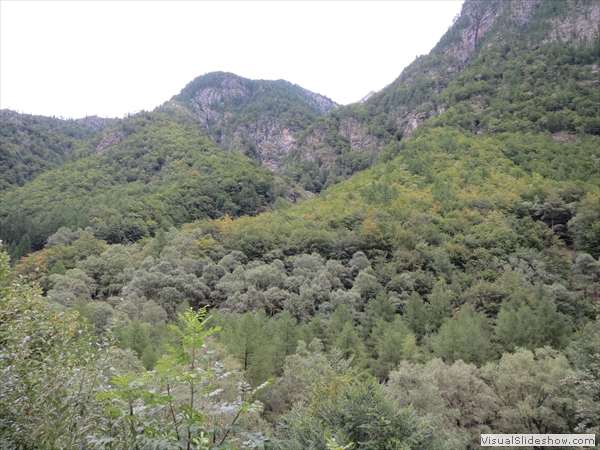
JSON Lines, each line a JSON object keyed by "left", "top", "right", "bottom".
{"left": 6, "top": 123, "right": 599, "bottom": 447}
{"left": 284, "top": 0, "right": 600, "bottom": 192}
{"left": 0, "top": 110, "right": 108, "bottom": 190}
{"left": 2, "top": 0, "right": 599, "bottom": 447}
{"left": 1, "top": 108, "right": 276, "bottom": 256}
{"left": 0, "top": 73, "right": 340, "bottom": 258}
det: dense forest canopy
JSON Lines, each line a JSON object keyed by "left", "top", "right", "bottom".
{"left": 1, "top": 109, "right": 278, "bottom": 254}
{"left": 1, "top": 0, "right": 599, "bottom": 448}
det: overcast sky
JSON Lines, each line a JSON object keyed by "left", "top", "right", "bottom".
{"left": 1, "top": 1, "right": 463, "bottom": 119}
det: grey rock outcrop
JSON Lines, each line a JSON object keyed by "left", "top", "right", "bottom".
{"left": 171, "top": 72, "right": 339, "bottom": 171}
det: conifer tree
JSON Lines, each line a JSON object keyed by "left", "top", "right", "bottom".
{"left": 225, "top": 312, "right": 274, "bottom": 385}
{"left": 16, "top": 233, "right": 31, "bottom": 260}
{"left": 428, "top": 304, "right": 496, "bottom": 365}
{"left": 425, "top": 280, "right": 453, "bottom": 332}
{"left": 403, "top": 291, "right": 427, "bottom": 338}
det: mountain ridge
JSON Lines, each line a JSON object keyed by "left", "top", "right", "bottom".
{"left": 167, "top": 71, "right": 339, "bottom": 170}
{"left": 1, "top": 0, "right": 598, "bottom": 258}
{"left": 2, "top": 2, "right": 600, "bottom": 446}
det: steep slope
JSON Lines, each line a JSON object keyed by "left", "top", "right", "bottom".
{"left": 0, "top": 107, "right": 276, "bottom": 253}
{"left": 167, "top": 72, "right": 339, "bottom": 170}
{"left": 3, "top": 0, "right": 598, "bottom": 259}
{"left": 0, "top": 74, "right": 340, "bottom": 256}
{"left": 5, "top": 1, "right": 600, "bottom": 445}
{"left": 0, "top": 110, "right": 110, "bottom": 191}
{"left": 284, "top": 0, "right": 599, "bottom": 192}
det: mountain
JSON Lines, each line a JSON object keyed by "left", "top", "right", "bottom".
{"left": 2, "top": 0, "right": 598, "bottom": 258}
{"left": 0, "top": 110, "right": 111, "bottom": 191}
{"left": 0, "top": 108, "right": 277, "bottom": 252}
{"left": 166, "top": 72, "right": 338, "bottom": 170}
{"left": 3, "top": 1, "right": 600, "bottom": 446}
{"left": 0, "top": 76, "right": 339, "bottom": 253}
{"left": 282, "top": 0, "right": 600, "bottom": 191}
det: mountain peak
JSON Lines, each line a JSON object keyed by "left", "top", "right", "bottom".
{"left": 170, "top": 72, "right": 339, "bottom": 170}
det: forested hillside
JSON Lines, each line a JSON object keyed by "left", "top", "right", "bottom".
{"left": 0, "top": 107, "right": 278, "bottom": 258}
{"left": 0, "top": 74, "right": 338, "bottom": 259}
{"left": 0, "top": 110, "right": 110, "bottom": 190}
{"left": 283, "top": 0, "right": 600, "bottom": 191}
{"left": 169, "top": 71, "right": 339, "bottom": 169}
{"left": 1, "top": 0, "right": 599, "bottom": 448}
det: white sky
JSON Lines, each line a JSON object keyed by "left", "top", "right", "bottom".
{"left": 1, "top": 1, "right": 463, "bottom": 119}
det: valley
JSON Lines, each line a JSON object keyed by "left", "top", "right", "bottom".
{"left": 1, "top": 0, "right": 599, "bottom": 448}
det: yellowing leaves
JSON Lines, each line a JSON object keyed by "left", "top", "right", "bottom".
{"left": 196, "top": 237, "right": 218, "bottom": 257}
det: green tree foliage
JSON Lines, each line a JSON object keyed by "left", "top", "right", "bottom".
{"left": 481, "top": 347, "right": 580, "bottom": 435}
{"left": 569, "top": 195, "right": 600, "bottom": 259}
{"left": 92, "top": 308, "right": 270, "bottom": 449}
{"left": 387, "top": 358, "right": 498, "bottom": 449}
{"left": 369, "top": 317, "right": 420, "bottom": 379}
{"left": 425, "top": 280, "right": 453, "bottom": 332}
{"left": 272, "top": 311, "right": 300, "bottom": 373}
{"left": 3, "top": 1, "right": 600, "bottom": 444}
{"left": 427, "top": 304, "right": 496, "bottom": 365}
{"left": 0, "top": 110, "right": 105, "bottom": 191}
{"left": 0, "top": 109, "right": 276, "bottom": 251}
{"left": 333, "top": 322, "right": 365, "bottom": 363}
{"left": 572, "top": 253, "right": 600, "bottom": 302}
{"left": 403, "top": 291, "right": 427, "bottom": 338}
{"left": 567, "top": 318, "right": 600, "bottom": 437}
{"left": 274, "top": 362, "right": 427, "bottom": 449}
{"left": 495, "top": 286, "right": 571, "bottom": 352}
{"left": 220, "top": 312, "right": 275, "bottom": 385}
{"left": 119, "top": 317, "right": 151, "bottom": 357}
{"left": 1, "top": 246, "right": 272, "bottom": 448}
{"left": 0, "top": 249, "right": 107, "bottom": 447}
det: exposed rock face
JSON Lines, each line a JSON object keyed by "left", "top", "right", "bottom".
{"left": 289, "top": 0, "right": 600, "bottom": 166}
{"left": 75, "top": 116, "right": 109, "bottom": 134}
{"left": 542, "top": 1, "right": 600, "bottom": 45}
{"left": 225, "top": 120, "right": 297, "bottom": 171}
{"left": 458, "top": 0, "right": 506, "bottom": 62}
{"left": 298, "top": 86, "right": 343, "bottom": 115}
{"left": 340, "top": 117, "right": 378, "bottom": 151}
{"left": 171, "top": 72, "right": 339, "bottom": 171}
{"left": 190, "top": 78, "right": 251, "bottom": 127}
{"left": 359, "top": 91, "right": 376, "bottom": 103}
{"left": 96, "top": 130, "right": 125, "bottom": 154}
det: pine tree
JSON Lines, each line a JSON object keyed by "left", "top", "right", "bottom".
{"left": 273, "top": 311, "right": 300, "bottom": 372}
{"left": 121, "top": 318, "right": 150, "bottom": 357}
{"left": 306, "top": 315, "right": 328, "bottom": 348}
{"left": 495, "top": 304, "right": 537, "bottom": 352}
{"left": 50, "top": 260, "right": 67, "bottom": 275}
{"left": 428, "top": 304, "right": 496, "bottom": 365}
{"left": 327, "top": 305, "right": 354, "bottom": 341}
{"left": 16, "top": 233, "right": 32, "bottom": 260}
{"left": 333, "top": 322, "right": 364, "bottom": 362}
{"left": 141, "top": 345, "right": 157, "bottom": 370}
{"left": 226, "top": 312, "right": 274, "bottom": 385}
{"left": 403, "top": 291, "right": 427, "bottom": 338}
{"left": 425, "top": 281, "right": 453, "bottom": 332}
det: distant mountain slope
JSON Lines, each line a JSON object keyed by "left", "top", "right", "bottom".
{"left": 167, "top": 72, "right": 339, "bottom": 170}
{"left": 0, "top": 108, "right": 276, "bottom": 251}
{"left": 0, "top": 74, "right": 339, "bottom": 254}
{"left": 3, "top": 0, "right": 598, "bottom": 260}
{"left": 283, "top": 0, "right": 599, "bottom": 192}
{"left": 0, "top": 110, "right": 110, "bottom": 190}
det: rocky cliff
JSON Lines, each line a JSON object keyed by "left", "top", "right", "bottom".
{"left": 285, "top": 0, "right": 600, "bottom": 180}
{"left": 167, "top": 72, "right": 339, "bottom": 170}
